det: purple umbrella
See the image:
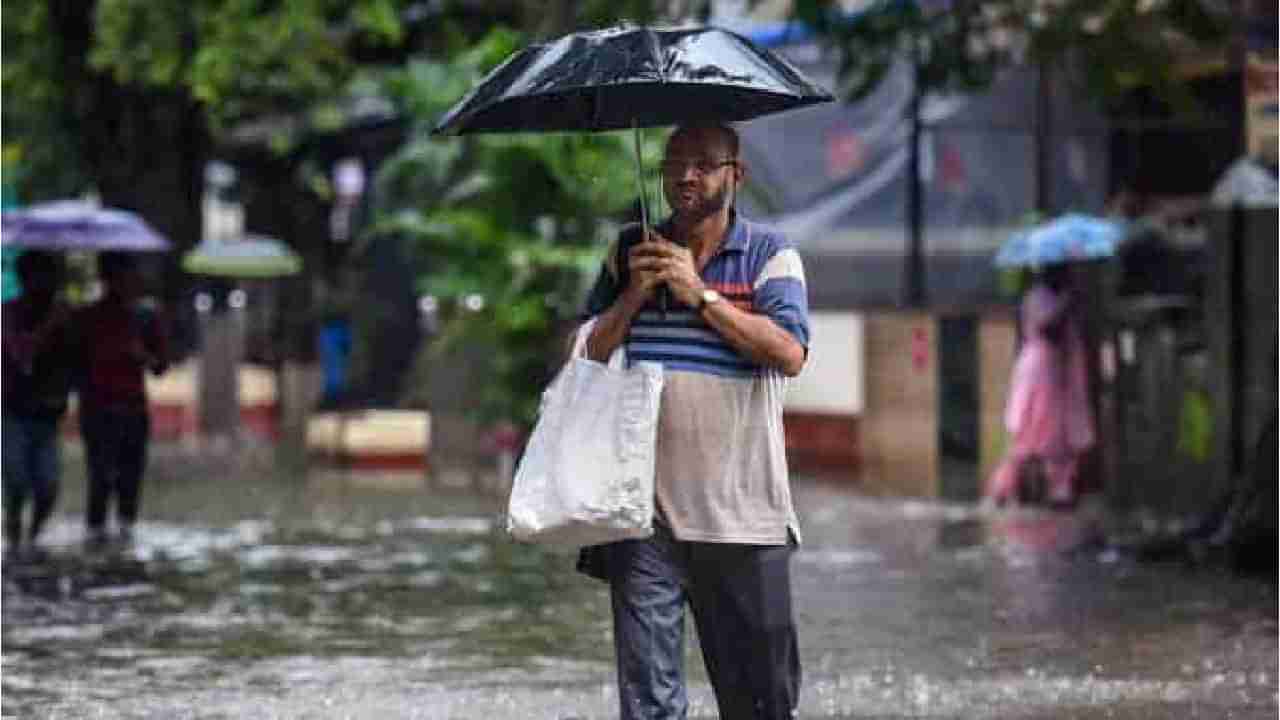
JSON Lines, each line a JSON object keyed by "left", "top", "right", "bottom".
{"left": 1, "top": 200, "right": 171, "bottom": 252}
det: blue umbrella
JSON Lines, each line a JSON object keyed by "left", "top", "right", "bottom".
{"left": 1, "top": 200, "right": 170, "bottom": 252}
{"left": 994, "top": 213, "right": 1124, "bottom": 268}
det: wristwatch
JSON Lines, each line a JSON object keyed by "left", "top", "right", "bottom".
{"left": 697, "top": 288, "right": 722, "bottom": 312}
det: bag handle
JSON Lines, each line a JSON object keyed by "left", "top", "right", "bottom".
{"left": 572, "top": 317, "right": 625, "bottom": 370}
{"left": 571, "top": 318, "right": 597, "bottom": 359}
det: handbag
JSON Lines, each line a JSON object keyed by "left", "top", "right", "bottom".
{"left": 505, "top": 319, "right": 663, "bottom": 548}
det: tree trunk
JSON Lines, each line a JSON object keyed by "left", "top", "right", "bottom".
{"left": 52, "top": 0, "right": 208, "bottom": 338}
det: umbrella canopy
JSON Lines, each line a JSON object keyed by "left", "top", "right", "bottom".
{"left": 1, "top": 200, "right": 170, "bottom": 252}
{"left": 435, "top": 23, "right": 832, "bottom": 232}
{"left": 433, "top": 24, "right": 834, "bottom": 135}
{"left": 433, "top": 24, "right": 832, "bottom": 314}
{"left": 182, "top": 235, "right": 302, "bottom": 279}
{"left": 994, "top": 213, "right": 1124, "bottom": 268}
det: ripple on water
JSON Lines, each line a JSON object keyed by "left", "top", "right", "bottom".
{"left": 403, "top": 516, "right": 494, "bottom": 535}
{"left": 355, "top": 549, "right": 434, "bottom": 573}
{"left": 5, "top": 623, "right": 106, "bottom": 645}
{"left": 450, "top": 543, "right": 490, "bottom": 565}
{"left": 239, "top": 544, "right": 358, "bottom": 569}
{"left": 237, "top": 582, "right": 283, "bottom": 597}
{"left": 406, "top": 570, "right": 444, "bottom": 588}
{"left": 803, "top": 670, "right": 1273, "bottom": 718}
{"left": 82, "top": 583, "right": 157, "bottom": 601}
{"left": 2, "top": 484, "right": 1274, "bottom": 719}
{"left": 795, "top": 548, "right": 882, "bottom": 567}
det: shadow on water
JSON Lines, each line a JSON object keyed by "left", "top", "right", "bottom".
{"left": 2, "top": 452, "right": 1276, "bottom": 719}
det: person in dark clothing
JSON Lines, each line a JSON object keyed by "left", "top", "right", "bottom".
{"left": 2, "top": 251, "right": 74, "bottom": 557}
{"left": 76, "top": 252, "right": 168, "bottom": 545}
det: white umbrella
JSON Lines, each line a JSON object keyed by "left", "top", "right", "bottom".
{"left": 1210, "top": 156, "right": 1279, "bottom": 209}
{"left": 182, "top": 235, "right": 302, "bottom": 278}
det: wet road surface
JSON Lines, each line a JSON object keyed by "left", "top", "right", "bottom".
{"left": 3, "top": 459, "right": 1276, "bottom": 719}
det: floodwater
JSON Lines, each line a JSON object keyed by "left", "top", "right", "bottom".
{"left": 3, "top": 452, "right": 1276, "bottom": 719}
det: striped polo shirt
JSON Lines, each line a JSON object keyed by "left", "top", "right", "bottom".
{"left": 583, "top": 213, "right": 809, "bottom": 545}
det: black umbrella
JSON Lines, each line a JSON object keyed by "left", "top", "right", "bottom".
{"left": 432, "top": 23, "right": 834, "bottom": 227}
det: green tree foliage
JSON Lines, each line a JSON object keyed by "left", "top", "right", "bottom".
{"left": 369, "top": 29, "right": 667, "bottom": 424}
{"left": 2, "top": 0, "right": 685, "bottom": 421}
{"left": 791, "top": 0, "right": 1228, "bottom": 105}
{"left": 3, "top": 1, "right": 410, "bottom": 199}
{"left": 2, "top": 2, "right": 95, "bottom": 199}
{"left": 7, "top": 0, "right": 406, "bottom": 126}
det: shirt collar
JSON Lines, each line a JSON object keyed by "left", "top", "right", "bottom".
{"left": 722, "top": 211, "right": 750, "bottom": 253}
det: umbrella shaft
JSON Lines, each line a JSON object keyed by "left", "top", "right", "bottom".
{"left": 633, "top": 122, "right": 674, "bottom": 316}
{"left": 632, "top": 122, "right": 649, "bottom": 229}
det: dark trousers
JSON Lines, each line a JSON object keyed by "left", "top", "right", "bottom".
{"left": 2, "top": 414, "right": 62, "bottom": 545}
{"left": 80, "top": 408, "right": 150, "bottom": 532}
{"left": 609, "top": 523, "right": 801, "bottom": 720}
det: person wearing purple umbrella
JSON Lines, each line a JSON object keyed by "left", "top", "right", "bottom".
{"left": 578, "top": 124, "right": 809, "bottom": 719}
{"left": 2, "top": 251, "right": 75, "bottom": 559}
{"left": 74, "top": 252, "right": 169, "bottom": 545}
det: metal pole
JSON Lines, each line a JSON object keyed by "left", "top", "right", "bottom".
{"left": 905, "top": 39, "right": 925, "bottom": 307}
{"left": 634, "top": 121, "right": 672, "bottom": 315}
{"left": 632, "top": 121, "right": 649, "bottom": 230}
{"left": 1034, "top": 61, "right": 1052, "bottom": 213}
{"left": 1229, "top": 202, "right": 1246, "bottom": 478}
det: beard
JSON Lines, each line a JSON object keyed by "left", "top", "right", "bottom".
{"left": 669, "top": 181, "right": 733, "bottom": 223}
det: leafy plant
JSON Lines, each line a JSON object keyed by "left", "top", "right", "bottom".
{"left": 791, "top": 0, "right": 1229, "bottom": 108}
{"left": 368, "top": 28, "right": 667, "bottom": 424}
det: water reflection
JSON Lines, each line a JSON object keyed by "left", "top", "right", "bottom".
{"left": 3, "top": 466, "right": 1276, "bottom": 719}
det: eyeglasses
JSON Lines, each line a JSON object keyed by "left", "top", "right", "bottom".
{"left": 660, "top": 158, "right": 736, "bottom": 176}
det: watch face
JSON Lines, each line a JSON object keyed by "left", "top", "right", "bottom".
{"left": 703, "top": 289, "right": 721, "bottom": 304}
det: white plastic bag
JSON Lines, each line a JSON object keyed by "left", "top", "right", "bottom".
{"left": 506, "top": 319, "right": 663, "bottom": 548}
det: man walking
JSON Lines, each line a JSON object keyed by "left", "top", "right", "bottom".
{"left": 580, "top": 124, "right": 810, "bottom": 719}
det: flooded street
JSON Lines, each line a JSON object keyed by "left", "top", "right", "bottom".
{"left": 3, "top": 453, "right": 1276, "bottom": 719}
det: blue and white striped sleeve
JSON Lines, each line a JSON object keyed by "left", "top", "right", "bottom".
{"left": 753, "top": 242, "right": 810, "bottom": 348}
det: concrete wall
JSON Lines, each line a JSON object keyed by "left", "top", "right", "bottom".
{"left": 784, "top": 312, "right": 865, "bottom": 469}
{"left": 786, "top": 312, "right": 865, "bottom": 415}
{"left": 859, "top": 312, "right": 939, "bottom": 497}
{"left": 796, "top": 309, "right": 1017, "bottom": 499}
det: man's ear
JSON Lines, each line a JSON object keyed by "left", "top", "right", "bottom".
{"left": 732, "top": 160, "right": 746, "bottom": 187}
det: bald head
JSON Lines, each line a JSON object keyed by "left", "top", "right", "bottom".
{"left": 667, "top": 124, "right": 740, "bottom": 160}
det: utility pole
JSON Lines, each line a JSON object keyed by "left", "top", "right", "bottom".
{"left": 904, "top": 35, "right": 926, "bottom": 307}
{"left": 1034, "top": 61, "right": 1052, "bottom": 214}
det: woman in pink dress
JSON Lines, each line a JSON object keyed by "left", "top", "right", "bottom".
{"left": 987, "top": 267, "right": 1095, "bottom": 508}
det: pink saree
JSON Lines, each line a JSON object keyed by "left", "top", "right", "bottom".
{"left": 987, "top": 283, "right": 1095, "bottom": 504}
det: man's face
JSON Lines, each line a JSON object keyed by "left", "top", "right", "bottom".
{"left": 661, "top": 128, "right": 742, "bottom": 222}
